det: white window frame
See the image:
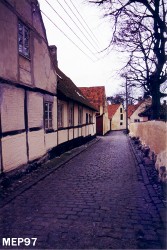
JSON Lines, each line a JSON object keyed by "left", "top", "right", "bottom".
{"left": 58, "top": 101, "right": 64, "bottom": 128}
{"left": 44, "top": 102, "right": 53, "bottom": 130}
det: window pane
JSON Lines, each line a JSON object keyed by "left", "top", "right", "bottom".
{"left": 44, "top": 102, "right": 53, "bottom": 130}
{"left": 45, "top": 103, "right": 48, "bottom": 111}
{"left": 49, "top": 103, "right": 52, "bottom": 112}
{"left": 18, "top": 21, "right": 30, "bottom": 57}
{"left": 18, "top": 22, "right": 23, "bottom": 53}
{"left": 24, "top": 27, "right": 29, "bottom": 56}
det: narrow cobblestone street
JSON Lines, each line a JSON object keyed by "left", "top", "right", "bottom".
{"left": 0, "top": 131, "right": 166, "bottom": 249}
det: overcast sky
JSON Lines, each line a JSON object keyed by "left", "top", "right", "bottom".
{"left": 38, "top": 0, "right": 127, "bottom": 97}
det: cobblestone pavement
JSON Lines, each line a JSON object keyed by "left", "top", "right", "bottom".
{"left": 0, "top": 131, "right": 166, "bottom": 249}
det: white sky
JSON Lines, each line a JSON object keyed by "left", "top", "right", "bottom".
{"left": 38, "top": 0, "right": 128, "bottom": 96}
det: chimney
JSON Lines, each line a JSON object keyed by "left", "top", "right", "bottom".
{"left": 49, "top": 45, "right": 58, "bottom": 67}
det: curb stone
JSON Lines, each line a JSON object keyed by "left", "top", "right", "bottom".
{"left": 128, "top": 136, "right": 166, "bottom": 222}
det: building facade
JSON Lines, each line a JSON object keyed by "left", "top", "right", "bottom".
{"left": 79, "top": 86, "right": 110, "bottom": 135}
{"left": 0, "top": 0, "right": 96, "bottom": 174}
{"left": 128, "top": 98, "right": 152, "bottom": 125}
{"left": 51, "top": 54, "right": 97, "bottom": 152}
{"left": 108, "top": 104, "right": 126, "bottom": 130}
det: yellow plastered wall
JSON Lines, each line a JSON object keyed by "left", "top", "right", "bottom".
{"left": 28, "top": 92, "right": 43, "bottom": 128}
{"left": 0, "top": 1, "right": 57, "bottom": 93}
{"left": 0, "top": 2, "right": 18, "bottom": 81}
{"left": 69, "top": 129, "right": 74, "bottom": 140}
{"left": 58, "top": 130, "right": 68, "bottom": 145}
{"left": 74, "top": 128, "right": 78, "bottom": 138}
{"left": 45, "top": 132, "right": 57, "bottom": 151}
{"left": 129, "top": 121, "right": 167, "bottom": 168}
{"left": 103, "top": 113, "right": 110, "bottom": 135}
{"left": 111, "top": 104, "right": 126, "bottom": 130}
{"left": 82, "top": 126, "right": 86, "bottom": 137}
{"left": 2, "top": 133, "right": 27, "bottom": 172}
{"left": 78, "top": 127, "right": 82, "bottom": 137}
{"left": 0, "top": 85, "right": 25, "bottom": 132}
{"left": 28, "top": 130, "right": 45, "bottom": 161}
{"left": 33, "top": 38, "right": 56, "bottom": 93}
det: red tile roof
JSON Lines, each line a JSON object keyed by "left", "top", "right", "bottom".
{"left": 127, "top": 102, "right": 142, "bottom": 118}
{"left": 108, "top": 104, "right": 120, "bottom": 119}
{"left": 79, "top": 86, "right": 106, "bottom": 112}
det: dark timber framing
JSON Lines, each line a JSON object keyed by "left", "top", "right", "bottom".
{"left": 0, "top": 107, "right": 3, "bottom": 173}
{"left": 24, "top": 91, "right": 29, "bottom": 162}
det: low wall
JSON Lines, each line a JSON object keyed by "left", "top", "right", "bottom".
{"left": 129, "top": 121, "right": 167, "bottom": 172}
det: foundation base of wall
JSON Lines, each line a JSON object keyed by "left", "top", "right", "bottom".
{"left": 0, "top": 135, "right": 96, "bottom": 188}
{"left": 49, "top": 135, "right": 95, "bottom": 159}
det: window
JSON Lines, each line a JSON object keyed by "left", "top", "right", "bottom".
{"left": 89, "top": 114, "right": 92, "bottom": 124}
{"left": 44, "top": 102, "right": 53, "bottom": 130}
{"left": 120, "top": 108, "right": 123, "bottom": 113}
{"left": 18, "top": 20, "right": 30, "bottom": 58}
{"left": 120, "top": 122, "right": 123, "bottom": 125}
{"left": 86, "top": 113, "right": 89, "bottom": 124}
{"left": 58, "top": 101, "right": 64, "bottom": 128}
{"left": 78, "top": 106, "right": 83, "bottom": 125}
{"left": 120, "top": 114, "right": 123, "bottom": 120}
{"left": 89, "top": 114, "right": 91, "bottom": 124}
{"left": 68, "top": 103, "right": 74, "bottom": 126}
{"left": 134, "top": 119, "right": 140, "bottom": 122}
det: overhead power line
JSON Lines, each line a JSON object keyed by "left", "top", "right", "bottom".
{"left": 67, "top": 0, "right": 101, "bottom": 50}
{"left": 44, "top": 0, "right": 98, "bottom": 60}
{"left": 57, "top": 0, "right": 99, "bottom": 54}
{"left": 40, "top": 10, "right": 95, "bottom": 62}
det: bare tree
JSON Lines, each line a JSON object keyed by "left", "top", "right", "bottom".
{"left": 89, "top": 0, "right": 167, "bottom": 119}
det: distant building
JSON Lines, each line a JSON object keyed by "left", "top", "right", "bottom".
{"left": 108, "top": 104, "right": 126, "bottom": 130}
{"left": 79, "top": 86, "right": 110, "bottom": 135}
{"left": 128, "top": 98, "right": 152, "bottom": 124}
